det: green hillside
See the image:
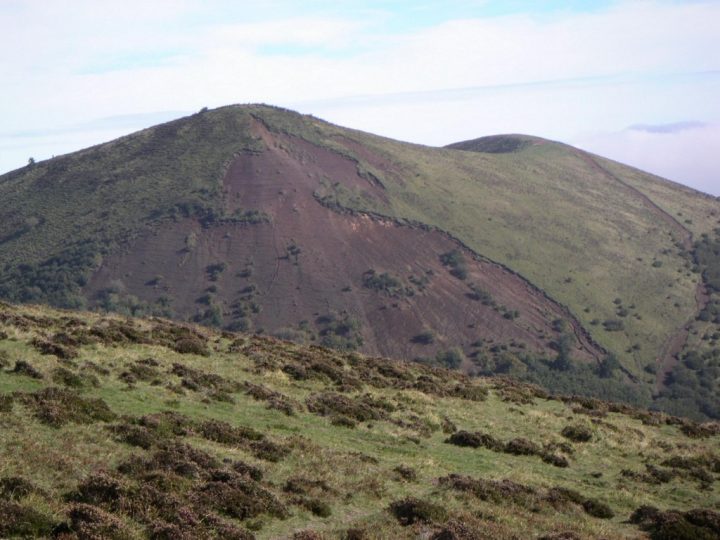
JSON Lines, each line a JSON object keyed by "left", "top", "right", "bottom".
{"left": 0, "top": 301, "right": 719, "bottom": 539}
{"left": 0, "top": 104, "right": 718, "bottom": 420}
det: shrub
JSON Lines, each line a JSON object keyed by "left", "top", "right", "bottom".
{"left": 304, "top": 498, "right": 332, "bottom": 517}
{"left": 206, "top": 262, "right": 227, "bottom": 281}
{"left": 17, "top": 387, "right": 116, "bottom": 427}
{"left": 393, "top": 465, "right": 418, "bottom": 482}
{"left": 331, "top": 415, "right": 357, "bottom": 428}
{"left": 362, "top": 270, "right": 406, "bottom": 296}
{"left": 64, "top": 503, "right": 132, "bottom": 539}
{"left": 172, "top": 337, "right": 210, "bottom": 356}
{"left": 306, "top": 393, "right": 389, "bottom": 423}
{"left": 545, "top": 487, "right": 586, "bottom": 508}
{"left": 439, "top": 474, "right": 537, "bottom": 506}
{"left": 0, "top": 394, "right": 12, "bottom": 413}
{"left": 31, "top": 338, "right": 78, "bottom": 359}
{"left": 0, "top": 501, "right": 55, "bottom": 537}
{"left": 171, "top": 363, "right": 241, "bottom": 394}
{"left": 389, "top": 497, "right": 448, "bottom": 525}
{"left": 436, "top": 348, "right": 465, "bottom": 369}
{"left": 69, "top": 472, "right": 125, "bottom": 506}
{"left": 561, "top": 424, "right": 593, "bottom": 442}
{"left": 11, "top": 360, "right": 43, "bottom": 379}
{"left": 0, "top": 477, "right": 36, "bottom": 500}
{"left": 542, "top": 454, "right": 569, "bottom": 468}
{"left": 111, "top": 424, "right": 158, "bottom": 450}
{"left": 412, "top": 331, "right": 435, "bottom": 345}
{"left": 582, "top": 498, "right": 614, "bottom": 519}
{"left": 505, "top": 438, "right": 542, "bottom": 456}
{"left": 53, "top": 366, "right": 91, "bottom": 387}
{"left": 440, "top": 250, "right": 468, "bottom": 280}
{"left": 602, "top": 319, "right": 625, "bottom": 332}
{"left": 198, "top": 420, "right": 263, "bottom": 445}
{"left": 446, "top": 431, "right": 503, "bottom": 451}
{"left": 630, "top": 506, "right": 720, "bottom": 540}
{"left": 249, "top": 439, "right": 290, "bottom": 462}
{"left": 195, "top": 475, "right": 288, "bottom": 521}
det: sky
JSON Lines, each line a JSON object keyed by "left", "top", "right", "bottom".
{"left": 1, "top": 0, "right": 719, "bottom": 195}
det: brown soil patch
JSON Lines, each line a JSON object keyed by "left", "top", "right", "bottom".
{"left": 86, "top": 121, "right": 603, "bottom": 364}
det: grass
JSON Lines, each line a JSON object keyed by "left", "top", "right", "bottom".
{"left": 0, "top": 302, "right": 718, "bottom": 538}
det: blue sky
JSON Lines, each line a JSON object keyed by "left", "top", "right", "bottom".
{"left": 1, "top": 0, "right": 719, "bottom": 194}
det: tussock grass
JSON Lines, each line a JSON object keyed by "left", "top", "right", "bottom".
{"left": 0, "top": 302, "right": 718, "bottom": 538}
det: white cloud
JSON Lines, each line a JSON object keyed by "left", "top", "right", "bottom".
{"left": 574, "top": 122, "right": 720, "bottom": 196}
{"left": 1, "top": 0, "right": 719, "bottom": 193}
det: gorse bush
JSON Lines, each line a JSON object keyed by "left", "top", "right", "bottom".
{"left": 440, "top": 250, "right": 468, "bottom": 280}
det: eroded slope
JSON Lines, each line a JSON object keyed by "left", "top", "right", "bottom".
{"left": 86, "top": 121, "right": 602, "bottom": 366}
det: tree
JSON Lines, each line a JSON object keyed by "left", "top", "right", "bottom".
{"left": 436, "top": 348, "right": 465, "bottom": 369}
{"left": 552, "top": 333, "right": 575, "bottom": 371}
{"left": 596, "top": 354, "right": 620, "bottom": 378}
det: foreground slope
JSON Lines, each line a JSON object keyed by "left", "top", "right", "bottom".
{"left": 0, "top": 301, "right": 719, "bottom": 539}
{"left": 0, "top": 105, "right": 718, "bottom": 419}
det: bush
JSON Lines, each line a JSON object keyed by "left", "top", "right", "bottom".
{"left": 304, "top": 498, "right": 332, "bottom": 518}
{"left": 53, "top": 366, "right": 92, "bottom": 387}
{"left": 0, "top": 477, "right": 36, "bottom": 500}
{"left": 393, "top": 465, "right": 418, "bottom": 482}
{"left": 412, "top": 331, "right": 435, "bottom": 345}
{"left": 602, "top": 319, "right": 625, "bottom": 332}
{"left": 17, "top": 387, "right": 116, "bottom": 427}
{"left": 439, "top": 474, "right": 537, "bottom": 506}
{"left": 389, "top": 497, "right": 448, "bottom": 525}
{"left": 561, "top": 424, "right": 593, "bottom": 442}
{"left": 542, "top": 454, "right": 569, "bottom": 468}
{"left": 436, "top": 348, "right": 465, "bottom": 369}
{"left": 11, "top": 360, "right": 43, "bottom": 379}
{"left": 172, "top": 337, "right": 210, "bottom": 356}
{"left": 0, "top": 394, "right": 12, "bottom": 413}
{"left": 446, "top": 431, "right": 503, "bottom": 451}
{"left": 0, "top": 501, "right": 55, "bottom": 537}
{"left": 505, "top": 438, "right": 542, "bottom": 456}
{"left": 362, "top": 270, "right": 406, "bottom": 297}
{"left": 582, "top": 498, "right": 614, "bottom": 519}
{"left": 630, "top": 506, "right": 720, "bottom": 540}
{"left": 306, "top": 392, "right": 390, "bottom": 423}
{"left": 440, "top": 250, "right": 468, "bottom": 280}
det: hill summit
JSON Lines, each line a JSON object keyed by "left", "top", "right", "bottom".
{"left": 0, "top": 104, "right": 719, "bottom": 420}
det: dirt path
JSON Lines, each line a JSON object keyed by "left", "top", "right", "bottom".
{"left": 577, "top": 152, "right": 709, "bottom": 390}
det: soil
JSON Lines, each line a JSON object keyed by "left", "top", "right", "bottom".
{"left": 86, "top": 121, "right": 605, "bottom": 365}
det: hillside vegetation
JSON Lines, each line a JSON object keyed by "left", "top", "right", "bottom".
{"left": 0, "top": 301, "right": 719, "bottom": 539}
{"left": 0, "top": 104, "right": 718, "bottom": 420}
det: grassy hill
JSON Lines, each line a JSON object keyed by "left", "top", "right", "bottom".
{"left": 0, "top": 301, "right": 719, "bottom": 539}
{"left": 0, "top": 104, "right": 718, "bottom": 420}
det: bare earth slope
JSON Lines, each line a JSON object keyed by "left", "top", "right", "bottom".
{"left": 87, "top": 120, "right": 602, "bottom": 364}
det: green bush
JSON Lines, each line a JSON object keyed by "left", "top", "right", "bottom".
{"left": 436, "top": 348, "right": 465, "bottom": 369}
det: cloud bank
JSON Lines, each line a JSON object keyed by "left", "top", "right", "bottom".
{"left": 575, "top": 122, "right": 720, "bottom": 196}
{"left": 0, "top": 0, "right": 718, "bottom": 194}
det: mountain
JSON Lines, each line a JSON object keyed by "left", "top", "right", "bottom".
{"left": 0, "top": 301, "right": 718, "bottom": 539}
{"left": 0, "top": 104, "right": 718, "bottom": 420}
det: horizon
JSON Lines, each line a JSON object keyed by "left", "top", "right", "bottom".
{"left": 1, "top": 0, "right": 718, "bottom": 195}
